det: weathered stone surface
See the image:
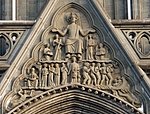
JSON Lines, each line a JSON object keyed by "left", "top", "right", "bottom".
{"left": 0, "top": 0, "right": 150, "bottom": 114}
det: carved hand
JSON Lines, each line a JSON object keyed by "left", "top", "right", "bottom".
{"left": 89, "top": 29, "right": 96, "bottom": 33}
{"left": 52, "top": 28, "right": 58, "bottom": 32}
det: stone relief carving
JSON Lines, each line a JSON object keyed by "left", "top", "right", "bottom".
{"left": 52, "top": 12, "right": 95, "bottom": 60}
{"left": 86, "top": 34, "right": 96, "bottom": 60}
{"left": 41, "top": 63, "right": 49, "bottom": 87}
{"left": 111, "top": 77, "right": 141, "bottom": 108}
{"left": 69, "top": 56, "right": 80, "bottom": 83}
{"left": 90, "top": 63, "right": 97, "bottom": 86}
{"left": 26, "top": 67, "right": 38, "bottom": 88}
{"left": 42, "top": 44, "right": 53, "bottom": 61}
{"left": 100, "top": 62, "right": 110, "bottom": 88}
{"left": 55, "top": 63, "right": 61, "bottom": 86}
{"left": 11, "top": 89, "right": 33, "bottom": 107}
{"left": 82, "top": 62, "right": 91, "bottom": 85}
{"left": 95, "top": 43, "right": 107, "bottom": 60}
{"left": 4, "top": 10, "right": 141, "bottom": 112}
{"left": 61, "top": 62, "right": 68, "bottom": 85}
{"left": 53, "top": 34, "right": 63, "bottom": 60}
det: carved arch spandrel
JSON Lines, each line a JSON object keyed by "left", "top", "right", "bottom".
{"left": 2, "top": 3, "right": 142, "bottom": 114}
{"left": 7, "top": 84, "right": 144, "bottom": 114}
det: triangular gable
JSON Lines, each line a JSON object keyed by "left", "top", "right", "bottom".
{"left": 1, "top": 0, "right": 149, "bottom": 114}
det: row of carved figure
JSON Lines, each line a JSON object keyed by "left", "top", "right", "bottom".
{"left": 14, "top": 73, "right": 140, "bottom": 108}
{"left": 41, "top": 12, "right": 107, "bottom": 61}
{"left": 11, "top": 75, "right": 140, "bottom": 108}
{"left": 42, "top": 36, "right": 107, "bottom": 61}
{"left": 9, "top": 12, "right": 141, "bottom": 109}
{"left": 25, "top": 57, "right": 114, "bottom": 89}
{"left": 11, "top": 57, "right": 140, "bottom": 108}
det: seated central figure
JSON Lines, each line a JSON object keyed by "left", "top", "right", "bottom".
{"left": 52, "top": 12, "right": 95, "bottom": 60}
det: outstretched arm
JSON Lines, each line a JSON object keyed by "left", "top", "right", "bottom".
{"left": 52, "top": 27, "right": 68, "bottom": 36}
{"left": 79, "top": 26, "right": 96, "bottom": 36}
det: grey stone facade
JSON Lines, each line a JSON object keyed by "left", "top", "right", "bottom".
{"left": 0, "top": 0, "right": 150, "bottom": 114}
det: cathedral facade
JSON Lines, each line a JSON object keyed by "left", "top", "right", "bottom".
{"left": 0, "top": 0, "right": 150, "bottom": 114}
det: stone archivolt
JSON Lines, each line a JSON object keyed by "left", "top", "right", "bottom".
{"left": 7, "top": 84, "right": 143, "bottom": 114}
{"left": 3, "top": 7, "right": 142, "bottom": 114}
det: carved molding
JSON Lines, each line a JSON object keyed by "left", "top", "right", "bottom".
{"left": 7, "top": 84, "right": 143, "bottom": 114}
{"left": 2, "top": 3, "right": 142, "bottom": 114}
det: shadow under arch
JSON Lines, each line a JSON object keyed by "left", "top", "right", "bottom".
{"left": 8, "top": 84, "right": 143, "bottom": 114}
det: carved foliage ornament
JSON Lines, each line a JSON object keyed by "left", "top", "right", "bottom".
{"left": 3, "top": 6, "right": 141, "bottom": 113}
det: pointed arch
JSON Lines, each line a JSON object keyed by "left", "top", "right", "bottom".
{"left": 7, "top": 84, "right": 143, "bottom": 114}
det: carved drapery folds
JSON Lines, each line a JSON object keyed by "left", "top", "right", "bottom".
{"left": 3, "top": 5, "right": 141, "bottom": 113}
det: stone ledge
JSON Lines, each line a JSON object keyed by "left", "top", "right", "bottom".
{"left": 0, "top": 20, "right": 36, "bottom": 26}
{"left": 112, "top": 19, "right": 150, "bottom": 28}
{"left": 0, "top": 20, "right": 36, "bottom": 29}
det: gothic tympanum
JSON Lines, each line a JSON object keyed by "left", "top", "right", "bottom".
{"left": 5, "top": 12, "right": 141, "bottom": 113}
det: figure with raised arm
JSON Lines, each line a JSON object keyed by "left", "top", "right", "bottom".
{"left": 53, "top": 34, "right": 63, "bottom": 60}
{"left": 86, "top": 34, "right": 95, "bottom": 60}
{"left": 52, "top": 12, "right": 95, "bottom": 60}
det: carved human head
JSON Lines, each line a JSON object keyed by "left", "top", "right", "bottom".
{"left": 88, "top": 34, "right": 92, "bottom": 38}
{"left": 69, "top": 12, "right": 78, "bottom": 23}
{"left": 62, "top": 62, "right": 65, "bottom": 66}
{"left": 99, "top": 43, "right": 103, "bottom": 47}
{"left": 45, "top": 43, "right": 50, "bottom": 48}
{"left": 97, "top": 63, "right": 101, "bottom": 67}
{"left": 72, "top": 56, "right": 76, "bottom": 62}
{"left": 102, "top": 62, "right": 106, "bottom": 66}
{"left": 55, "top": 34, "right": 59, "bottom": 39}
{"left": 43, "top": 63, "right": 47, "bottom": 67}
{"left": 55, "top": 63, "right": 59, "bottom": 67}
{"left": 84, "top": 62, "right": 89, "bottom": 67}
{"left": 51, "top": 63, "right": 54, "bottom": 67}
{"left": 91, "top": 62, "right": 95, "bottom": 66}
{"left": 31, "top": 67, "right": 35, "bottom": 72}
